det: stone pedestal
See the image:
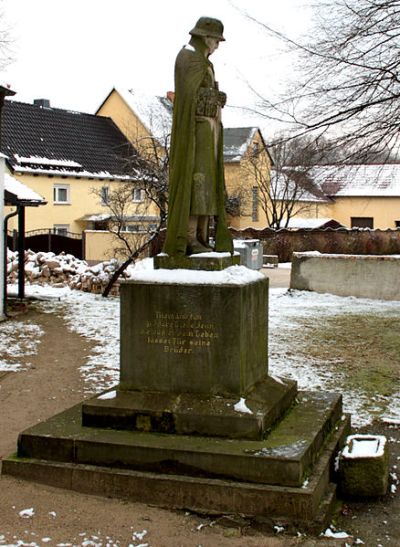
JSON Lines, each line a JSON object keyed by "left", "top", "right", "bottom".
{"left": 120, "top": 277, "right": 268, "bottom": 395}
{"left": 95, "top": 273, "right": 297, "bottom": 440}
{"left": 2, "top": 259, "right": 349, "bottom": 532}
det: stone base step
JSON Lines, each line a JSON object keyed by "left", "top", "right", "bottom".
{"left": 2, "top": 414, "right": 349, "bottom": 530}
{"left": 82, "top": 375, "right": 298, "bottom": 441}
{"left": 14, "top": 391, "right": 343, "bottom": 487}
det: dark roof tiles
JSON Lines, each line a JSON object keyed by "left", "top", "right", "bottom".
{"left": 1, "top": 100, "right": 134, "bottom": 179}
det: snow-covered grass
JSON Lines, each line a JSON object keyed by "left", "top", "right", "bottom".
{"left": 3, "top": 278, "right": 400, "bottom": 425}
{"left": 269, "top": 288, "right": 400, "bottom": 425}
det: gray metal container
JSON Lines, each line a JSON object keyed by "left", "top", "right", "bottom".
{"left": 233, "top": 239, "right": 264, "bottom": 270}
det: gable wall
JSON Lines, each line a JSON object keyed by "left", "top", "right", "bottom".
{"left": 97, "top": 90, "right": 153, "bottom": 152}
{"left": 327, "top": 196, "right": 400, "bottom": 229}
{"left": 224, "top": 130, "right": 274, "bottom": 229}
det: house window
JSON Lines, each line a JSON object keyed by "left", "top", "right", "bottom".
{"left": 100, "top": 186, "right": 109, "bottom": 205}
{"left": 53, "top": 184, "right": 70, "bottom": 204}
{"left": 122, "top": 224, "right": 145, "bottom": 233}
{"left": 53, "top": 224, "right": 69, "bottom": 236}
{"left": 132, "top": 188, "right": 144, "bottom": 202}
{"left": 395, "top": 220, "right": 400, "bottom": 229}
{"left": 351, "top": 217, "right": 374, "bottom": 229}
{"left": 252, "top": 186, "right": 259, "bottom": 222}
{"left": 252, "top": 142, "right": 260, "bottom": 156}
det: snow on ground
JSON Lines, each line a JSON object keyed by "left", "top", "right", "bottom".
{"left": 0, "top": 321, "right": 44, "bottom": 372}
{"left": 59, "top": 290, "right": 120, "bottom": 392}
{"left": 3, "top": 276, "right": 400, "bottom": 425}
{"left": 268, "top": 288, "right": 400, "bottom": 425}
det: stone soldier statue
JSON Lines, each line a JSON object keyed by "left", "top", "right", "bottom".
{"left": 163, "top": 17, "right": 233, "bottom": 256}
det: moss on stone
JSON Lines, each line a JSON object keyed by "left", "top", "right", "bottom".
{"left": 339, "top": 446, "right": 389, "bottom": 497}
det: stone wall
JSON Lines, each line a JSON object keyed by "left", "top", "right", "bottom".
{"left": 229, "top": 227, "right": 400, "bottom": 263}
{"left": 152, "top": 227, "right": 400, "bottom": 263}
{"left": 290, "top": 252, "right": 400, "bottom": 300}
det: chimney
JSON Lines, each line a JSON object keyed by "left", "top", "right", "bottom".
{"left": 166, "top": 91, "right": 175, "bottom": 104}
{"left": 34, "top": 99, "right": 50, "bottom": 108}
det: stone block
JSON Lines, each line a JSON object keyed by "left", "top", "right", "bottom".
{"left": 82, "top": 375, "right": 298, "bottom": 440}
{"left": 119, "top": 276, "right": 269, "bottom": 396}
{"left": 338, "top": 434, "right": 389, "bottom": 497}
{"left": 263, "top": 255, "right": 279, "bottom": 268}
{"left": 153, "top": 253, "right": 240, "bottom": 271}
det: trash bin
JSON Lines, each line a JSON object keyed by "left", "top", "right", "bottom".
{"left": 233, "top": 239, "right": 264, "bottom": 270}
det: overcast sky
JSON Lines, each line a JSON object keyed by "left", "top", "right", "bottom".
{"left": 1, "top": 0, "right": 313, "bottom": 136}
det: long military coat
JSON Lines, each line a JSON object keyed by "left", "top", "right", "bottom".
{"left": 163, "top": 38, "right": 233, "bottom": 256}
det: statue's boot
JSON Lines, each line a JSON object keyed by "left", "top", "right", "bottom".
{"left": 187, "top": 216, "right": 210, "bottom": 254}
{"left": 197, "top": 215, "right": 213, "bottom": 250}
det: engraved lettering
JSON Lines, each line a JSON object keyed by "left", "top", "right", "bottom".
{"left": 143, "top": 311, "right": 218, "bottom": 354}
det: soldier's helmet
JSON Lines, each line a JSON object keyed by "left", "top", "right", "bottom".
{"left": 189, "top": 17, "right": 225, "bottom": 41}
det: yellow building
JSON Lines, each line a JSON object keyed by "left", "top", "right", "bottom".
{"left": 97, "top": 88, "right": 274, "bottom": 230}
{"left": 223, "top": 127, "right": 274, "bottom": 229}
{"left": 314, "top": 164, "right": 400, "bottom": 229}
{"left": 97, "top": 88, "right": 172, "bottom": 157}
{"left": 261, "top": 164, "right": 400, "bottom": 230}
{"left": 2, "top": 98, "right": 159, "bottom": 261}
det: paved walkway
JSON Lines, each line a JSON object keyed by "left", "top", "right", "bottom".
{"left": 261, "top": 266, "right": 291, "bottom": 288}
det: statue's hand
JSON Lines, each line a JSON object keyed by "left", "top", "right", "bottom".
{"left": 218, "top": 91, "right": 227, "bottom": 108}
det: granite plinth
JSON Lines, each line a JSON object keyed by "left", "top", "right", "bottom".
{"left": 82, "top": 375, "right": 298, "bottom": 440}
{"left": 154, "top": 253, "right": 240, "bottom": 271}
{"left": 120, "top": 276, "right": 269, "bottom": 396}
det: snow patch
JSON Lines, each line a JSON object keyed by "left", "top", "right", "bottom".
{"left": 189, "top": 251, "right": 239, "bottom": 259}
{"left": 98, "top": 390, "right": 117, "bottom": 400}
{"left": 0, "top": 322, "right": 44, "bottom": 372}
{"left": 322, "top": 527, "right": 350, "bottom": 539}
{"left": 342, "top": 435, "right": 386, "bottom": 459}
{"left": 19, "top": 507, "right": 35, "bottom": 518}
{"left": 4, "top": 173, "right": 45, "bottom": 202}
{"left": 14, "top": 154, "right": 82, "bottom": 168}
{"left": 128, "top": 265, "right": 264, "bottom": 285}
{"left": 233, "top": 397, "right": 253, "bottom": 414}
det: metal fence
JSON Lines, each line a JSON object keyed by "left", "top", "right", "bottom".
{"left": 7, "top": 229, "right": 84, "bottom": 259}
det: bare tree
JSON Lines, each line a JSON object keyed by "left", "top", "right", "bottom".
{"left": 92, "top": 133, "right": 169, "bottom": 297}
{"left": 244, "top": 0, "right": 400, "bottom": 162}
{"left": 249, "top": 136, "right": 328, "bottom": 227}
{"left": 0, "top": 10, "right": 13, "bottom": 71}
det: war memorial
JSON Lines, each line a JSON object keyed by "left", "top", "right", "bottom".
{"left": 2, "top": 18, "right": 352, "bottom": 532}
